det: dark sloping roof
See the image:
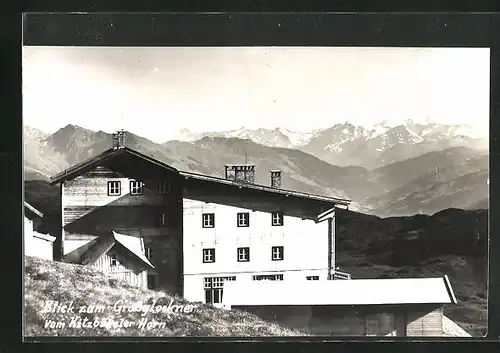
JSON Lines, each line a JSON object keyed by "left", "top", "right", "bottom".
{"left": 49, "top": 146, "right": 351, "bottom": 206}
{"left": 78, "top": 234, "right": 114, "bottom": 266}
{"left": 180, "top": 171, "right": 350, "bottom": 206}
{"left": 78, "top": 231, "right": 154, "bottom": 269}
{"left": 50, "top": 147, "right": 178, "bottom": 185}
{"left": 112, "top": 231, "right": 154, "bottom": 268}
{"left": 24, "top": 201, "right": 43, "bottom": 219}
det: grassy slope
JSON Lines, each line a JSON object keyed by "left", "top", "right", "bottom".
{"left": 24, "top": 256, "right": 302, "bottom": 337}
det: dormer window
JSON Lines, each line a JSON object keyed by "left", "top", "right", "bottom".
{"left": 130, "top": 180, "right": 143, "bottom": 195}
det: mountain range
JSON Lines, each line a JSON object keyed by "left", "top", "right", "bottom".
{"left": 23, "top": 122, "right": 489, "bottom": 217}
{"left": 172, "top": 120, "right": 488, "bottom": 169}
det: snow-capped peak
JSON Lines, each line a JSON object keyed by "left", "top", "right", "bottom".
{"left": 166, "top": 119, "right": 486, "bottom": 151}
{"left": 24, "top": 125, "right": 49, "bottom": 141}
{"left": 169, "top": 126, "right": 317, "bottom": 148}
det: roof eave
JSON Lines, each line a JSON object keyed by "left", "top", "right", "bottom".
{"left": 227, "top": 300, "right": 454, "bottom": 306}
{"left": 81, "top": 238, "right": 115, "bottom": 266}
{"left": 115, "top": 242, "right": 155, "bottom": 269}
{"left": 124, "top": 148, "right": 178, "bottom": 174}
{"left": 49, "top": 147, "right": 180, "bottom": 186}
{"left": 316, "top": 207, "right": 336, "bottom": 223}
{"left": 33, "top": 232, "right": 56, "bottom": 242}
{"left": 24, "top": 201, "right": 44, "bottom": 218}
{"left": 49, "top": 147, "right": 117, "bottom": 185}
{"left": 443, "top": 275, "right": 458, "bottom": 305}
{"left": 112, "top": 231, "right": 155, "bottom": 269}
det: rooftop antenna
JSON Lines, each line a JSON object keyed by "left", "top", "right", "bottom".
{"left": 119, "top": 109, "right": 124, "bottom": 131}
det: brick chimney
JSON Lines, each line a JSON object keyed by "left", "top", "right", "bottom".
{"left": 270, "top": 170, "right": 282, "bottom": 188}
{"left": 112, "top": 130, "right": 126, "bottom": 149}
{"left": 225, "top": 164, "right": 255, "bottom": 184}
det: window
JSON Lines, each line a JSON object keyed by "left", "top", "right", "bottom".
{"left": 110, "top": 253, "right": 117, "bottom": 267}
{"left": 202, "top": 213, "right": 215, "bottom": 228}
{"left": 271, "top": 246, "right": 284, "bottom": 261}
{"left": 130, "top": 180, "right": 143, "bottom": 195}
{"left": 252, "top": 274, "right": 284, "bottom": 281}
{"left": 203, "top": 248, "right": 215, "bottom": 263}
{"left": 159, "top": 213, "right": 167, "bottom": 226}
{"left": 272, "top": 212, "right": 284, "bottom": 226}
{"left": 107, "top": 181, "right": 121, "bottom": 196}
{"left": 158, "top": 180, "right": 171, "bottom": 194}
{"left": 204, "top": 276, "right": 236, "bottom": 304}
{"left": 145, "top": 247, "right": 153, "bottom": 260}
{"left": 306, "top": 276, "right": 319, "bottom": 281}
{"left": 147, "top": 274, "right": 156, "bottom": 290}
{"left": 237, "top": 247, "right": 250, "bottom": 262}
{"left": 237, "top": 212, "right": 250, "bottom": 227}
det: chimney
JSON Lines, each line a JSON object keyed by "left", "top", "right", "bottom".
{"left": 112, "top": 130, "right": 126, "bottom": 149}
{"left": 225, "top": 164, "right": 255, "bottom": 184}
{"left": 270, "top": 170, "right": 282, "bottom": 188}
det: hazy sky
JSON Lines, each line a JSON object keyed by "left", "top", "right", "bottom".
{"left": 22, "top": 46, "right": 490, "bottom": 143}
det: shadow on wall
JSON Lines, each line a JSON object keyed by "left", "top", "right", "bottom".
{"left": 61, "top": 180, "right": 183, "bottom": 294}
{"left": 64, "top": 195, "right": 181, "bottom": 235}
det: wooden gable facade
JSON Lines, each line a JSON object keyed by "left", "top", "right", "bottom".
{"left": 68, "top": 230, "right": 154, "bottom": 290}
{"left": 91, "top": 247, "right": 148, "bottom": 289}
{"left": 53, "top": 151, "right": 183, "bottom": 295}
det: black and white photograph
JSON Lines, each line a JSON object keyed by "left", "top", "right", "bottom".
{"left": 22, "top": 45, "right": 489, "bottom": 337}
